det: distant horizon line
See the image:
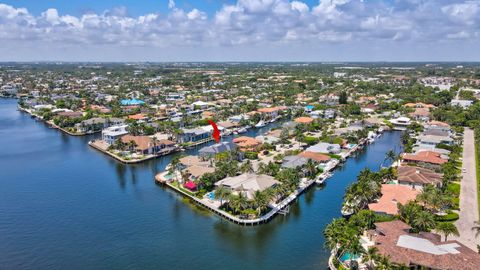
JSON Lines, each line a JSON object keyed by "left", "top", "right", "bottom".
{"left": 1, "top": 61, "right": 479, "bottom": 64}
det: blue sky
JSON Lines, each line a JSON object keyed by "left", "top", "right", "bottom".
{"left": 0, "top": 0, "right": 479, "bottom": 61}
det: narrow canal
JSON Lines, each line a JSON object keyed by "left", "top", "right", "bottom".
{"left": 0, "top": 98, "right": 402, "bottom": 270}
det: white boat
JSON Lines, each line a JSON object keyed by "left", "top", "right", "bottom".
{"left": 237, "top": 127, "right": 247, "bottom": 134}
{"left": 341, "top": 205, "right": 355, "bottom": 217}
{"left": 255, "top": 120, "right": 266, "bottom": 128}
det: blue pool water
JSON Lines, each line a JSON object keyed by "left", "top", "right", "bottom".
{"left": 207, "top": 191, "right": 216, "bottom": 200}
{"left": 340, "top": 252, "right": 361, "bottom": 262}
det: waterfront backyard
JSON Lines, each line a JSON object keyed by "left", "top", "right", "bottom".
{"left": 0, "top": 99, "right": 402, "bottom": 269}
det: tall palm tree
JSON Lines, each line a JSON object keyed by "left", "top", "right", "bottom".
{"left": 413, "top": 211, "right": 436, "bottom": 232}
{"left": 380, "top": 149, "right": 397, "bottom": 168}
{"left": 471, "top": 221, "right": 480, "bottom": 238}
{"left": 228, "top": 193, "right": 248, "bottom": 215}
{"left": 215, "top": 186, "right": 231, "bottom": 206}
{"left": 252, "top": 190, "right": 269, "bottom": 217}
{"left": 240, "top": 160, "right": 254, "bottom": 173}
{"left": 436, "top": 222, "right": 459, "bottom": 241}
{"left": 304, "top": 159, "right": 318, "bottom": 179}
{"left": 150, "top": 136, "right": 159, "bottom": 155}
{"left": 363, "top": 247, "right": 379, "bottom": 270}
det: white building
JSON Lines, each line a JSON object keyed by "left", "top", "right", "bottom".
{"left": 389, "top": 117, "right": 411, "bottom": 131}
{"left": 102, "top": 125, "right": 129, "bottom": 145}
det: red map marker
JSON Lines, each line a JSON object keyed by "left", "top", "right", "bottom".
{"left": 207, "top": 120, "right": 221, "bottom": 143}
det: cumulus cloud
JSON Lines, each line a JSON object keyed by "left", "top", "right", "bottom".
{"left": 0, "top": 0, "right": 478, "bottom": 58}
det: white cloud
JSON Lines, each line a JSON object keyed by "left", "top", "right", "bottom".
{"left": 0, "top": 1, "right": 478, "bottom": 60}
{"left": 168, "top": 0, "right": 175, "bottom": 9}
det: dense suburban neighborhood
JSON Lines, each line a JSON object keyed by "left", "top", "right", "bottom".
{"left": 3, "top": 62, "right": 480, "bottom": 269}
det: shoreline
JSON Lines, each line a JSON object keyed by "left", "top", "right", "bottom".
{"left": 156, "top": 135, "right": 374, "bottom": 225}
{"left": 89, "top": 140, "right": 179, "bottom": 164}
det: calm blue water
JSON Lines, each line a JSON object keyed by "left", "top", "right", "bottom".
{"left": 0, "top": 99, "right": 402, "bottom": 270}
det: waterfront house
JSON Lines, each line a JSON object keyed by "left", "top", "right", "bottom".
{"left": 257, "top": 106, "right": 286, "bottom": 119}
{"left": 368, "top": 184, "right": 419, "bottom": 215}
{"left": 389, "top": 117, "right": 411, "bottom": 130}
{"left": 281, "top": 155, "right": 310, "bottom": 169}
{"left": 182, "top": 165, "right": 215, "bottom": 181}
{"left": 397, "top": 165, "right": 443, "bottom": 190}
{"left": 362, "top": 220, "right": 480, "bottom": 270}
{"left": 178, "top": 127, "right": 212, "bottom": 144}
{"left": 306, "top": 142, "right": 341, "bottom": 154}
{"left": 75, "top": 117, "right": 108, "bottom": 134}
{"left": 198, "top": 142, "right": 239, "bottom": 160}
{"left": 229, "top": 114, "right": 250, "bottom": 124}
{"left": 217, "top": 121, "right": 239, "bottom": 131}
{"left": 57, "top": 111, "right": 83, "bottom": 118}
{"left": 215, "top": 173, "right": 279, "bottom": 199}
{"left": 121, "top": 135, "right": 176, "bottom": 155}
{"left": 298, "top": 151, "right": 331, "bottom": 163}
{"left": 232, "top": 136, "right": 262, "bottom": 151}
{"left": 102, "top": 125, "right": 129, "bottom": 145}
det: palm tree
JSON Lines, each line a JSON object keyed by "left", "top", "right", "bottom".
{"left": 169, "top": 155, "right": 181, "bottom": 180}
{"left": 363, "top": 247, "right": 379, "bottom": 270}
{"left": 215, "top": 186, "right": 231, "bottom": 206}
{"left": 436, "top": 222, "right": 459, "bottom": 241}
{"left": 304, "top": 159, "right": 318, "bottom": 179}
{"left": 150, "top": 136, "right": 159, "bottom": 155}
{"left": 413, "top": 211, "right": 436, "bottom": 232}
{"left": 381, "top": 149, "right": 397, "bottom": 168}
{"left": 128, "top": 140, "right": 138, "bottom": 152}
{"left": 471, "top": 221, "right": 480, "bottom": 238}
{"left": 252, "top": 190, "right": 269, "bottom": 217}
{"left": 240, "top": 160, "right": 254, "bottom": 173}
{"left": 228, "top": 193, "right": 248, "bottom": 215}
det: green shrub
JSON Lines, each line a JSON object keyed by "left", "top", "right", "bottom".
{"left": 302, "top": 136, "right": 319, "bottom": 145}
{"left": 244, "top": 152, "right": 258, "bottom": 160}
{"left": 328, "top": 154, "right": 342, "bottom": 160}
{"left": 447, "top": 183, "right": 460, "bottom": 196}
{"left": 375, "top": 213, "right": 396, "bottom": 222}
{"left": 435, "top": 212, "right": 459, "bottom": 222}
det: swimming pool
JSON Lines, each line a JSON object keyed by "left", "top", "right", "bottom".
{"left": 207, "top": 191, "right": 215, "bottom": 200}
{"left": 339, "top": 252, "right": 360, "bottom": 262}
{"left": 164, "top": 173, "right": 174, "bottom": 180}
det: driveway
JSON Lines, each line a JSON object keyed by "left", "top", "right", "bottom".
{"left": 452, "top": 128, "right": 479, "bottom": 251}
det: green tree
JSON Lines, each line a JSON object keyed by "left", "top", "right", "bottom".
{"left": 413, "top": 210, "right": 436, "bottom": 232}
{"left": 436, "top": 222, "right": 459, "bottom": 241}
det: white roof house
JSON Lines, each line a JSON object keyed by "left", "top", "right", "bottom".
{"left": 306, "top": 143, "right": 341, "bottom": 154}
{"left": 215, "top": 173, "right": 279, "bottom": 199}
{"left": 102, "top": 125, "right": 129, "bottom": 145}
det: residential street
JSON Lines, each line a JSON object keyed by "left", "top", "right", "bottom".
{"left": 452, "top": 128, "right": 480, "bottom": 251}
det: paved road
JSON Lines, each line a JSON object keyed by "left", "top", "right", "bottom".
{"left": 452, "top": 128, "right": 479, "bottom": 251}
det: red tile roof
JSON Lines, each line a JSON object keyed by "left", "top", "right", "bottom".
{"left": 368, "top": 220, "right": 480, "bottom": 269}
{"left": 402, "top": 151, "right": 448, "bottom": 165}
{"left": 368, "top": 184, "right": 419, "bottom": 215}
{"left": 294, "top": 117, "right": 314, "bottom": 124}
{"left": 298, "top": 151, "right": 331, "bottom": 162}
